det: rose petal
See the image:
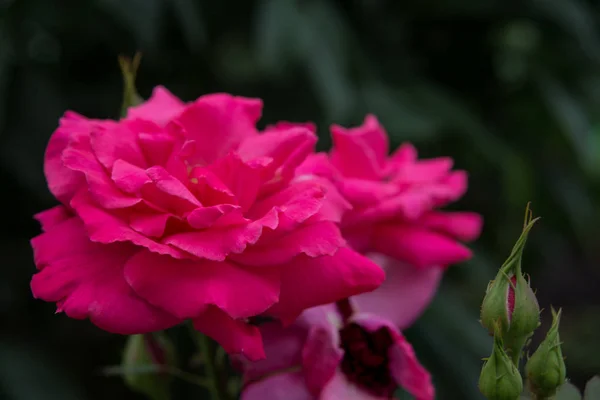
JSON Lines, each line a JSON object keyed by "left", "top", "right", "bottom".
{"left": 171, "top": 93, "right": 262, "bottom": 164}
{"left": 330, "top": 114, "right": 388, "bottom": 180}
{"left": 420, "top": 211, "right": 483, "bottom": 242}
{"left": 186, "top": 204, "right": 243, "bottom": 229}
{"left": 30, "top": 217, "right": 178, "bottom": 334}
{"left": 266, "top": 247, "right": 385, "bottom": 324}
{"left": 238, "top": 125, "right": 317, "bottom": 186}
{"left": 62, "top": 148, "right": 141, "bottom": 209}
{"left": 124, "top": 249, "right": 280, "bottom": 320}
{"left": 163, "top": 222, "right": 263, "bottom": 261}
{"left": 70, "top": 190, "right": 184, "bottom": 259}
{"left": 302, "top": 325, "right": 343, "bottom": 395}
{"left": 127, "top": 86, "right": 186, "bottom": 126}
{"left": 351, "top": 255, "right": 443, "bottom": 329}
{"left": 44, "top": 112, "right": 92, "bottom": 204}
{"left": 241, "top": 371, "right": 313, "bottom": 400}
{"left": 371, "top": 224, "right": 473, "bottom": 269}
{"left": 320, "top": 371, "right": 380, "bottom": 400}
{"left": 232, "top": 222, "right": 344, "bottom": 267}
{"left": 209, "top": 153, "right": 270, "bottom": 211}
{"left": 246, "top": 180, "right": 325, "bottom": 232}
{"left": 90, "top": 123, "right": 147, "bottom": 171}
{"left": 193, "top": 305, "right": 265, "bottom": 361}
{"left": 236, "top": 322, "right": 305, "bottom": 382}
{"left": 34, "top": 206, "right": 72, "bottom": 232}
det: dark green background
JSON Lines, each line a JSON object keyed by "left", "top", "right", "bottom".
{"left": 1, "top": 0, "right": 599, "bottom": 399}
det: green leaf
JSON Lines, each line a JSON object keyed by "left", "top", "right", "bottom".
{"left": 584, "top": 376, "right": 600, "bottom": 400}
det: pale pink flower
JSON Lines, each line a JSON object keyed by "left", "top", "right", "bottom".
{"left": 30, "top": 87, "right": 385, "bottom": 360}
{"left": 237, "top": 299, "right": 434, "bottom": 400}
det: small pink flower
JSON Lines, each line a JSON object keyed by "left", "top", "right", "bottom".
{"left": 31, "top": 87, "right": 385, "bottom": 360}
{"left": 237, "top": 300, "right": 434, "bottom": 400}
{"left": 296, "top": 115, "right": 483, "bottom": 326}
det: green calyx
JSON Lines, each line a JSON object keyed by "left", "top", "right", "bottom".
{"left": 526, "top": 308, "right": 567, "bottom": 398}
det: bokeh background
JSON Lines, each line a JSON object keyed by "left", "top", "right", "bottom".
{"left": 1, "top": 0, "right": 600, "bottom": 399}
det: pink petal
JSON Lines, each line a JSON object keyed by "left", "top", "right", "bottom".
{"left": 128, "top": 212, "right": 171, "bottom": 238}
{"left": 320, "top": 372, "right": 380, "bottom": 400}
{"left": 302, "top": 175, "right": 352, "bottom": 224}
{"left": 34, "top": 206, "right": 72, "bottom": 232}
{"left": 263, "top": 121, "right": 317, "bottom": 134}
{"left": 302, "top": 325, "right": 343, "bottom": 395}
{"left": 351, "top": 314, "right": 435, "bottom": 400}
{"left": 390, "top": 157, "right": 454, "bottom": 184}
{"left": 70, "top": 190, "right": 184, "bottom": 259}
{"left": 193, "top": 305, "right": 265, "bottom": 361}
{"left": 44, "top": 112, "right": 92, "bottom": 204}
{"left": 189, "top": 166, "right": 238, "bottom": 206}
{"left": 145, "top": 165, "right": 201, "bottom": 209}
{"left": 186, "top": 204, "right": 243, "bottom": 229}
{"left": 111, "top": 159, "right": 152, "bottom": 194}
{"left": 232, "top": 222, "right": 344, "bottom": 267}
{"left": 388, "top": 142, "right": 418, "bottom": 166}
{"left": 124, "top": 249, "right": 280, "bottom": 320}
{"left": 30, "top": 217, "right": 178, "bottom": 334}
{"left": 163, "top": 222, "right": 263, "bottom": 261}
{"left": 351, "top": 255, "right": 443, "bottom": 329}
{"left": 127, "top": 86, "right": 186, "bottom": 126}
{"left": 241, "top": 371, "right": 313, "bottom": 400}
{"left": 209, "top": 153, "right": 270, "bottom": 211}
{"left": 420, "top": 211, "right": 483, "bottom": 242}
{"left": 330, "top": 114, "right": 389, "bottom": 180}
{"left": 62, "top": 148, "right": 141, "bottom": 209}
{"left": 90, "top": 123, "right": 147, "bottom": 171}
{"left": 171, "top": 93, "right": 262, "bottom": 165}
{"left": 238, "top": 125, "right": 317, "bottom": 186}
{"left": 137, "top": 130, "right": 176, "bottom": 167}
{"left": 371, "top": 224, "right": 473, "bottom": 269}
{"left": 246, "top": 180, "right": 325, "bottom": 232}
{"left": 266, "top": 247, "right": 385, "bottom": 324}
{"left": 338, "top": 178, "right": 398, "bottom": 208}
{"left": 235, "top": 322, "right": 305, "bottom": 381}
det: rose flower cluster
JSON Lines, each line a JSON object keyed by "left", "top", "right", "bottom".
{"left": 31, "top": 87, "right": 482, "bottom": 400}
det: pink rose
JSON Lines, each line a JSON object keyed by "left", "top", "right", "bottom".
{"left": 30, "top": 87, "right": 385, "bottom": 360}
{"left": 236, "top": 298, "right": 434, "bottom": 400}
{"left": 297, "top": 115, "right": 483, "bottom": 326}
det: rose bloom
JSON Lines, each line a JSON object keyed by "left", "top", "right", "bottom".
{"left": 236, "top": 282, "right": 434, "bottom": 400}
{"left": 297, "top": 115, "right": 483, "bottom": 326}
{"left": 30, "top": 87, "right": 385, "bottom": 360}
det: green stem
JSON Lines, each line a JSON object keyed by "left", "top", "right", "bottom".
{"left": 190, "top": 329, "right": 229, "bottom": 400}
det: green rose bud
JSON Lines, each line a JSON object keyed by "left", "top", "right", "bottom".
{"left": 122, "top": 332, "right": 176, "bottom": 400}
{"left": 526, "top": 308, "right": 567, "bottom": 399}
{"left": 480, "top": 205, "right": 540, "bottom": 361}
{"left": 479, "top": 325, "right": 524, "bottom": 400}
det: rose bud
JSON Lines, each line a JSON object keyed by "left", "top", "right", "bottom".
{"left": 480, "top": 209, "right": 540, "bottom": 359}
{"left": 479, "top": 324, "right": 524, "bottom": 400}
{"left": 526, "top": 308, "right": 566, "bottom": 399}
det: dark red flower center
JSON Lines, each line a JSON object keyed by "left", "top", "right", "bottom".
{"left": 338, "top": 323, "right": 397, "bottom": 398}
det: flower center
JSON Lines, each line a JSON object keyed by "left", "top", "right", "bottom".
{"left": 338, "top": 323, "right": 396, "bottom": 398}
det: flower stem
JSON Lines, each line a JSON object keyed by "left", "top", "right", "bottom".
{"left": 190, "top": 329, "right": 229, "bottom": 400}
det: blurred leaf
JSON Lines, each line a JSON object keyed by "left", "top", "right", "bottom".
{"left": 169, "top": 0, "right": 207, "bottom": 52}
{"left": 530, "top": 0, "right": 600, "bottom": 63}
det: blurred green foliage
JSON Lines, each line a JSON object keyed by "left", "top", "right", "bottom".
{"left": 1, "top": 0, "right": 600, "bottom": 399}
